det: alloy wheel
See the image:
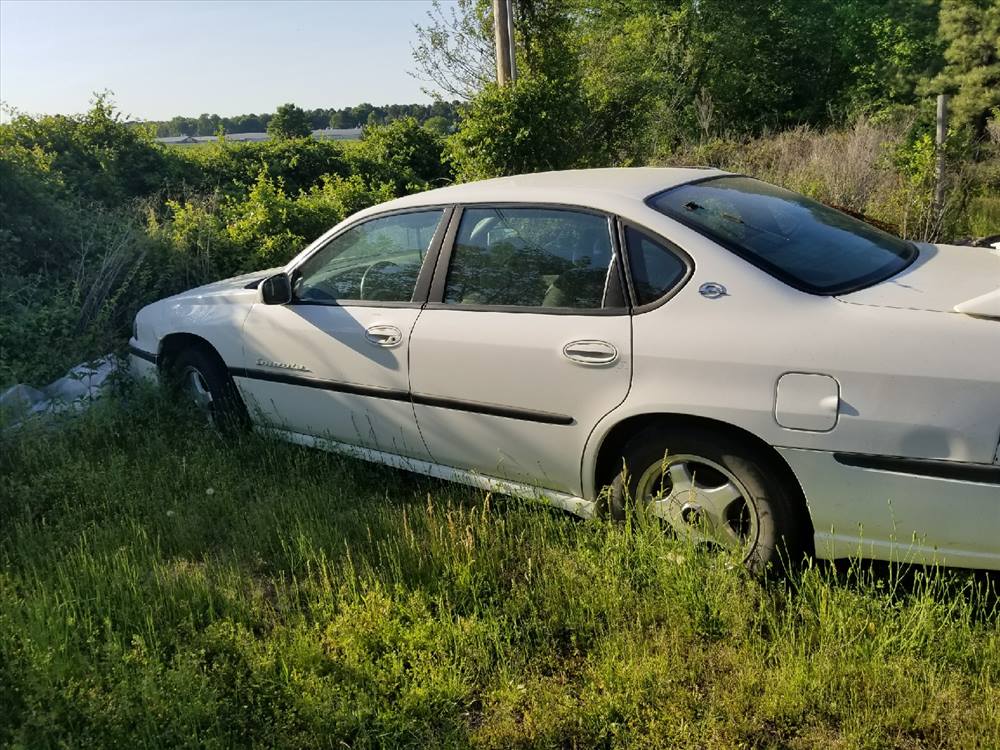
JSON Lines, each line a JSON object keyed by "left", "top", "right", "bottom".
{"left": 634, "top": 453, "right": 761, "bottom": 555}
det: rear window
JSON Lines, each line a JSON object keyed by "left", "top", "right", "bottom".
{"left": 648, "top": 176, "right": 916, "bottom": 295}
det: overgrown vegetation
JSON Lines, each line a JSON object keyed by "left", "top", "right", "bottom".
{"left": 3, "top": 1, "right": 997, "bottom": 389}
{"left": 1, "top": 391, "right": 998, "bottom": 748}
{"left": 0, "top": 101, "right": 448, "bottom": 385}
{"left": 1, "top": 2, "right": 999, "bottom": 745}
{"left": 3, "top": 97, "right": 996, "bottom": 389}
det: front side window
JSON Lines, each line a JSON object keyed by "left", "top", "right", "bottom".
{"left": 649, "top": 176, "right": 916, "bottom": 294}
{"left": 624, "top": 227, "right": 688, "bottom": 305}
{"left": 444, "top": 207, "right": 617, "bottom": 309}
{"left": 294, "top": 210, "right": 444, "bottom": 303}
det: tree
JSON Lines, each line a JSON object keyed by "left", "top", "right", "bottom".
{"left": 412, "top": 0, "right": 495, "bottom": 99}
{"left": 423, "top": 115, "right": 451, "bottom": 135}
{"left": 449, "top": 75, "right": 588, "bottom": 180}
{"left": 837, "top": 0, "right": 943, "bottom": 117}
{"left": 926, "top": 0, "right": 1000, "bottom": 134}
{"left": 267, "top": 103, "right": 312, "bottom": 140}
{"left": 355, "top": 117, "right": 451, "bottom": 193}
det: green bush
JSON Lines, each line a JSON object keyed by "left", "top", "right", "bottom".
{"left": 1, "top": 95, "right": 172, "bottom": 206}
{"left": 172, "top": 137, "right": 351, "bottom": 197}
{"left": 0, "top": 202, "right": 169, "bottom": 385}
{"left": 449, "top": 75, "right": 588, "bottom": 180}
{"left": 0, "top": 102, "right": 446, "bottom": 386}
{"left": 0, "top": 138, "right": 74, "bottom": 273}
{"left": 350, "top": 116, "right": 452, "bottom": 193}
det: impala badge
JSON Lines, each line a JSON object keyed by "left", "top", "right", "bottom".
{"left": 257, "top": 358, "right": 310, "bottom": 372}
{"left": 699, "top": 282, "right": 728, "bottom": 299}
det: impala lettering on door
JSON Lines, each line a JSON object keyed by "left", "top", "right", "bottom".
{"left": 256, "top": 358, "right": 311, "bottom": 373}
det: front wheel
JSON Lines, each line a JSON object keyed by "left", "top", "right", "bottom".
{"left": 167, "top": 347, "right": 248, "bottom": 432}
{"left": 605, "top": 426, "right": 804, "bottom": 573}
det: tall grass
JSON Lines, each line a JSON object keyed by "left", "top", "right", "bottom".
{"left": 1, "top": 389, "right": 997, "bottom": 748}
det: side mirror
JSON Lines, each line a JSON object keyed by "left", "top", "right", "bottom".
{"left": 260, "top": 273, "right": 292, "bottom": 305}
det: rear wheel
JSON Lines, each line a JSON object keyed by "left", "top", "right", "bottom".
{"left": 167, "top": 347, "right": 248, "bottom": 432}
{"left": 605, "top": 426, "right": 803, "bottom": 573}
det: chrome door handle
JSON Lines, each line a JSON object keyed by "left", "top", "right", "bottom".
{"left": 365, "top": 324, "right": 403, "bottom": 347}
{"left": 563, "top": 340, "right": 618, "bottom": 365}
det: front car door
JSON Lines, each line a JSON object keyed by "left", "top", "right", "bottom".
{"left": 236, "top": 207, "right": 449, "bottom": 460}
{"left": 407, "top": 205, "right": 632, "bottom": 496}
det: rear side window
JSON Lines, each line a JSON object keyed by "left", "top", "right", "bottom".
{"left": 624, "top": 227, "right": 688, "bottom": 305}
{"left": 444, "top": 207, "right": 618, "bottom": 309}
{"left": 649, "top": 176, "right": 915, "bottom": 294}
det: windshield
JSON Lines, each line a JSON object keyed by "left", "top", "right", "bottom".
{"left": 648, "top": 176, "right": 916, "bottom": 294}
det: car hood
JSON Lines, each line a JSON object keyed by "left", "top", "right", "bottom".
{"left": 166, "top": 267, "right": 282, "bottom": 302}
{"left": 836, "top": 242, "right": 1000, "bottom": 319}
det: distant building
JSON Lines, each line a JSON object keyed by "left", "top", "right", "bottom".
{"left": 156, "top": 135, "right": 200, "bottom": 145}
{"left": 217, "top": 132, "right": 269, "bottom": 142}
{"left": 312, "top": 127, "right": 363, "bottom": 140}
{"left": 155, "top": 127, "right": 362, "bottom": 145}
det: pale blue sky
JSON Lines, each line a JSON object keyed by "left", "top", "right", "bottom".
{"left": 0, "top": 0, "right": 445, "bottom": 121}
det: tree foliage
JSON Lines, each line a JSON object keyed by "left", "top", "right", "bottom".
{"left": 152, "top": 101, "right": 460, "bottom": 137}
{"left": 412, "top": 0, "right": 495, "bottom": 99}
{"left": 421, "top": 0, "right": 1000, "bottom": 172}
{"left": 353, "top": 117, "right": 452, "bottom": 192}
{"left": 926, "top": 0, "right": 1000, "bottom": 133}
{"left": 449, "top": 76, "right": 587, "bottom": 180}
{"left": 266, "top": 103, "right": 312, "bottom": 140}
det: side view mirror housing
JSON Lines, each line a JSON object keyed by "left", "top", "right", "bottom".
{"left": 260, "top": 273, "right": 292, "bottom": 305}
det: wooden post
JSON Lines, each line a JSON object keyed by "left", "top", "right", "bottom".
{"left": 507, "top": 0, "right": 517, "bottom": 83}
{"left": 934, "top": 93, "right": 950, "bottom": 215}
{"left": 493, "top": 0, "right": 512, "bottom": 86}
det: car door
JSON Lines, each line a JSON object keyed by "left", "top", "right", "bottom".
{"left": 236, "top": 207, "right": 450, "bottom": 460}
{"left": 408, "top": 205, "right": 632, "bottom": 496}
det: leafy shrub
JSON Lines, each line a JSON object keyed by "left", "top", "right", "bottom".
{"left": 152, "top": 172, "right": 397, "bottom": 281}
{"left": 170, "top": 137, "right": 351, "bottom": 197}
{"left": 449, "top": 75, "right": 588, "bottom": 180}
{"left": 1, "top": 95, "right": 172, "bottom": 206}
{"left": 0, "top": 102, "right": 426, "bottom": 385}
{"left": 1, "top": 202, "right": 167, "bottom": 385}
{"left": 0, "top": 138, "right": 75, "bottom": 273}
{"left": 349, "top": 117, "right": 452, "bottom": 193}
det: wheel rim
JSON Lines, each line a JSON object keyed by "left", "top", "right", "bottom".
{"left": 181, "top": 365, "right": 214, "bottom": 414}
{"left": 634, "top": 453, "right": 760, "bottom": 556}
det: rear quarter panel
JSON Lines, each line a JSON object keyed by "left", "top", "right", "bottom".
{"left": 583, "top": 208, "right": 1000, "bottom": 497}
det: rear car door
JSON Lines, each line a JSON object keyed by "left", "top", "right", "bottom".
{"left": 237, "top": 208, "right": 449, "bottom": 459}
{"left": 407, "top": 205, "right": 632, "bottom": 496}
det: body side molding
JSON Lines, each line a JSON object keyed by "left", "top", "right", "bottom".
{"left": 833, "top": 452, "right": 1000, "bottom": 485}
{"left": 128, "top": 345, "right": 158, "bottom": 365}
{"left": 231, "top": 367, "right": 575, "bottom": 425}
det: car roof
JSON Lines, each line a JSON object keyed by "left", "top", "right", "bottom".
{"left": 359, "top": 167, "right": 730, "bottom": 216}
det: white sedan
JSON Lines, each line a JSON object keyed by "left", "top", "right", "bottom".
{"left": 130, "top": 168, "right": 1000, "bottom": 571}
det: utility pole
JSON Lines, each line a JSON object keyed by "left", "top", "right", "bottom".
{"left": 934, "top": 93, "right": 950, "bottom": 217}
{"left": 507, "top": 0, "right": 517, "bottom": 83}
{"left": 493, "top": 0, "right": 513, "bottom": 86}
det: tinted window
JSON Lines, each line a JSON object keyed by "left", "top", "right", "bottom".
{"left": 624, "top": 227, "right": 688, "bottom": 305}
{"left": 294, "top": 210, "right": 443, "bottom": 303}
{"left": 444, "top": 207, "right": 616, "bottom": 309}
{"left": 649, "top": 176, "right": 915, "bottom": 294}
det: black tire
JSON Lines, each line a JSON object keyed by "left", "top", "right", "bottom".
{"left": 604, "top": 425, "right": 804, "bottom": 573}
{"left": 167, "top": 346, "right": 248, "bottom": 432}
